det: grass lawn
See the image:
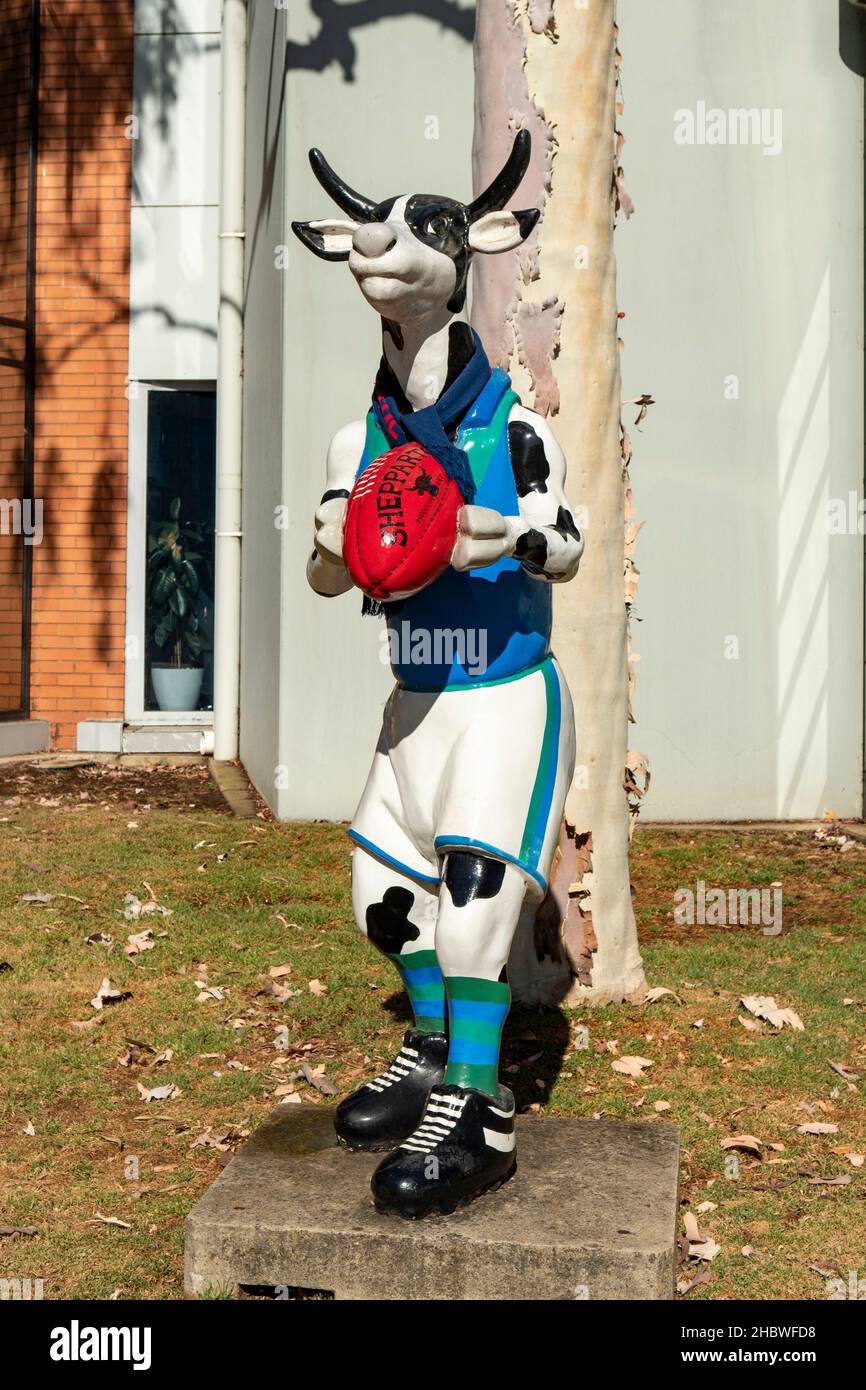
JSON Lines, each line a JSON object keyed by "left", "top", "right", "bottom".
{"left": 0, "top": 758, "right": 864, "bottom": 1300}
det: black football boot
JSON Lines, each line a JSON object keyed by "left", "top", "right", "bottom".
{"left": 370, "top": 1082, "right": 516, "bottom": 1218}
{"left": 334, "top": 1028, "right": 448, "bottom": 1152}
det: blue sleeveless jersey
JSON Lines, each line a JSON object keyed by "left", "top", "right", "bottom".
{"left": 356, "top": 369, "right": 552, "bottom": 689}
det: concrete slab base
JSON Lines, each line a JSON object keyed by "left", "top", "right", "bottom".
{"left": 0, "top": 720, "right": 50, "bottom": 757}
{"left": 77, "top": 719, "right": 123, "bottom": 753}
{"left": 185, "top": 1103, "right": 679, "bottom": 1301}
{"left": 122, "top": 724, "right": 206, "bottom": 754}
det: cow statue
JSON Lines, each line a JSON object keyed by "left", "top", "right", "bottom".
{"left": 292, "top": 130, "right": 583, "bottom": 1218}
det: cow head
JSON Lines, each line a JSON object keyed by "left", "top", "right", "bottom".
{"left": 291, "top": 130, "right": 539, "bottom": 324}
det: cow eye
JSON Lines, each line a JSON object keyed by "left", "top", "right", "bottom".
{"left": 425, "top": 213, "right": 451, "bottom": 238}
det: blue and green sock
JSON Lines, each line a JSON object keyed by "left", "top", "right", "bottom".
{"left": 387, "top": 948, "right": 446, "bottom": 1033}
{"left": 443, "top": 975, "right": 511, "bottom": 1096}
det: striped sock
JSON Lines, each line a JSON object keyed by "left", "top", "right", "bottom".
{"left": 444, "top": 975, "right": 511, "bottom": 1097}
{"left": 386, "top": 948, "right": 446, "bottom": 1033}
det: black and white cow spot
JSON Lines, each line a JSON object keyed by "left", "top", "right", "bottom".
{"left": 514, "top": 527, "right": 549, "bottom": 576}
{"left": 366, "top": 886, "right": 419, "bottom": 954}
{"left": 554, "top": 505, "right": 581, "bottom": 544}
{"left": 508, "top": 420, "right": 550, "bottom": 496}
{"left": 444, "top": 852, "right": 506, "bottom": 908}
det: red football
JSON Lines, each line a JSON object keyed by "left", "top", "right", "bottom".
{"left": 343, "top": 442, "right": 462, "bottom": 601}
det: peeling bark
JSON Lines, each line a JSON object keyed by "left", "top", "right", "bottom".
{"left": 475, "top": 0, "right": 647, "bottom": 1006}
{"left": 515, "top": 296, "right": 564, "bottom": 416}
{"left": 471, "top": 0, "right": 555, "bottom": 370}
{"left": 528, "top": 0, "right": 557, "bottom": 39}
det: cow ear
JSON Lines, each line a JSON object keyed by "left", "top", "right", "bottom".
{"left": 467, "top": 208, "right": 540, "bottom": 254}
{"left": 291, "top": 218, "right": 359, "bottom": 261}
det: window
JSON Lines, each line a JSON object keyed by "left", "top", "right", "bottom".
{"left": 141, "top": 387, "right": 216, "bottom": 713}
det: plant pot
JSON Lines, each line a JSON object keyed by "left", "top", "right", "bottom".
{"left": 151, "top": 664, "right": 204, "bottom": 712}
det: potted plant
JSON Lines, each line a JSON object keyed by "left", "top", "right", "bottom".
{"left": 147, "top": 497, "right": 206, "bottom": 711}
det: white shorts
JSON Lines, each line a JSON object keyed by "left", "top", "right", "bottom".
{"left": 349, "top": 656, "right": 575, "bottom": 901}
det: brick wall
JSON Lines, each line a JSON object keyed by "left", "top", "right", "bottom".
{"left": 0, "top": 0, "right": 31, "bottom": 713}
{"left": 29, "top": 0, "right": 134, "bottom": 746}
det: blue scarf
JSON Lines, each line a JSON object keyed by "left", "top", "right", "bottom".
{"left": 371, "top": 330, "right": 491, "bottom": 505}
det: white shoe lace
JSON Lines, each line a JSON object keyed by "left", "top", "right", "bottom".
{"left": 399, "top": 1089, "right": 468, "bottom": 1153}
{"left": 365, "top": 1044, "right": 419, "bottom": 1094}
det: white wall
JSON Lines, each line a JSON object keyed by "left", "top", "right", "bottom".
{"left": 616, "top": 0, "right": 863, "bottom": 819}
{"left": 129, "top": 0, "right": 221, "bottom": 380}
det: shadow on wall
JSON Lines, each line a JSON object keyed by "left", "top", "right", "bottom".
{"left": 287, "top": 0, "right": 475, "bottom": 82}
{"left": 839, "top": 0, "right": 866, "bottom": 75}
{"left": 246, "top": 0, "right": 474, "bottom": 310}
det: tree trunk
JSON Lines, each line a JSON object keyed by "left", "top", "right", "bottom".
{"left": 473, "top": 0, "right": 647, "bottom": 1005}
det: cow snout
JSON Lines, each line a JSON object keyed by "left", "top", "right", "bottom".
{"left": 352, "top": 222, "right": 396, "bottom": 259}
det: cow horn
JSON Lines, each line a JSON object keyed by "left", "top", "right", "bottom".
{"left": 467, "top": 129, "right": 532, "bottom": 221}
{"left": 308, "top": 148, "right": 378, "bottom": 222}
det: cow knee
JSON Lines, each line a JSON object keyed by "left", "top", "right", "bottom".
{"left": 443, "top": 851, "right": 506, "bottom": 908}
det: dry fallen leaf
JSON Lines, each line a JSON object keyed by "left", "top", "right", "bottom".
{"left": 677, "top": 1269, "right": 711, "bottom": 1296}
{"left": 644, "top": 987, "right": 682, "bottom": 1005}
{"left": 611, "top": 1055, "right": 653, "bottom": 1078}
{"left": 123, "top": 892, "right": 172, "bottom": 922}
{"left": 88, "top": 1213, "right": 131, "bottom": 1230}
{"left": 257, "top": 979, "right": 295, "bottom": 1002}
{"left": 300, "top": 1062, "right": 338, "bottom": 1096}
{"left": 308, "top": 978, "right": 327, "bottom": 997}
{"left": 654, "top": 1100, "right": 671, "bottom": 1113}
{"left": 269, "top": 964, "right": 292, "bottom": 979}
{"left": 689, "top": 1237, "right": 721, "bottom": 1262}
{"left": 844, "top": 1152, "right": 864, "bottom": 1168}
{"left": 740, "top": 995, "right": 804, "bottom": 1031}
{"left": 683, "top": 1212, "right": 706, "bottom": 1244}
{"left": 195, "top": 984, "right": 225, "bottom": 1003}
{"left": 23, "top": 1121, "right": 35, "bottom": 1137}
{"left": 135, "top": 1082, "right": 181, "bottom": 1103}
{"left": 721, "top": 1134, "right": 764, "bottom": 1157}
{"left": 738, "top": 1015, "right": 762, "bottom": 1032}
{"left": 125, "top": 929, "right": 154, "bottom": 957}
{"left": 797, "top": 1122, "right": 839, "bottom": 1136}
{"left": 806, "top": 1175, "right": 851, "bottom": 1187}
{"left": 829, "top": 1061, "right": 861, "bottom": 1083}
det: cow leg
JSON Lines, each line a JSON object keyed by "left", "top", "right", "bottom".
{"left": 435, "top": 850, "right": 527, "bottom": 1096}
{"left": 370, "top": 850, "right": 525, "bottom": 1215}
{"left": 336, "top": 847, "right": 448, "bottom": 1152}
{"left": 351, "top": 845, "right": 444, "bottom": 1032}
